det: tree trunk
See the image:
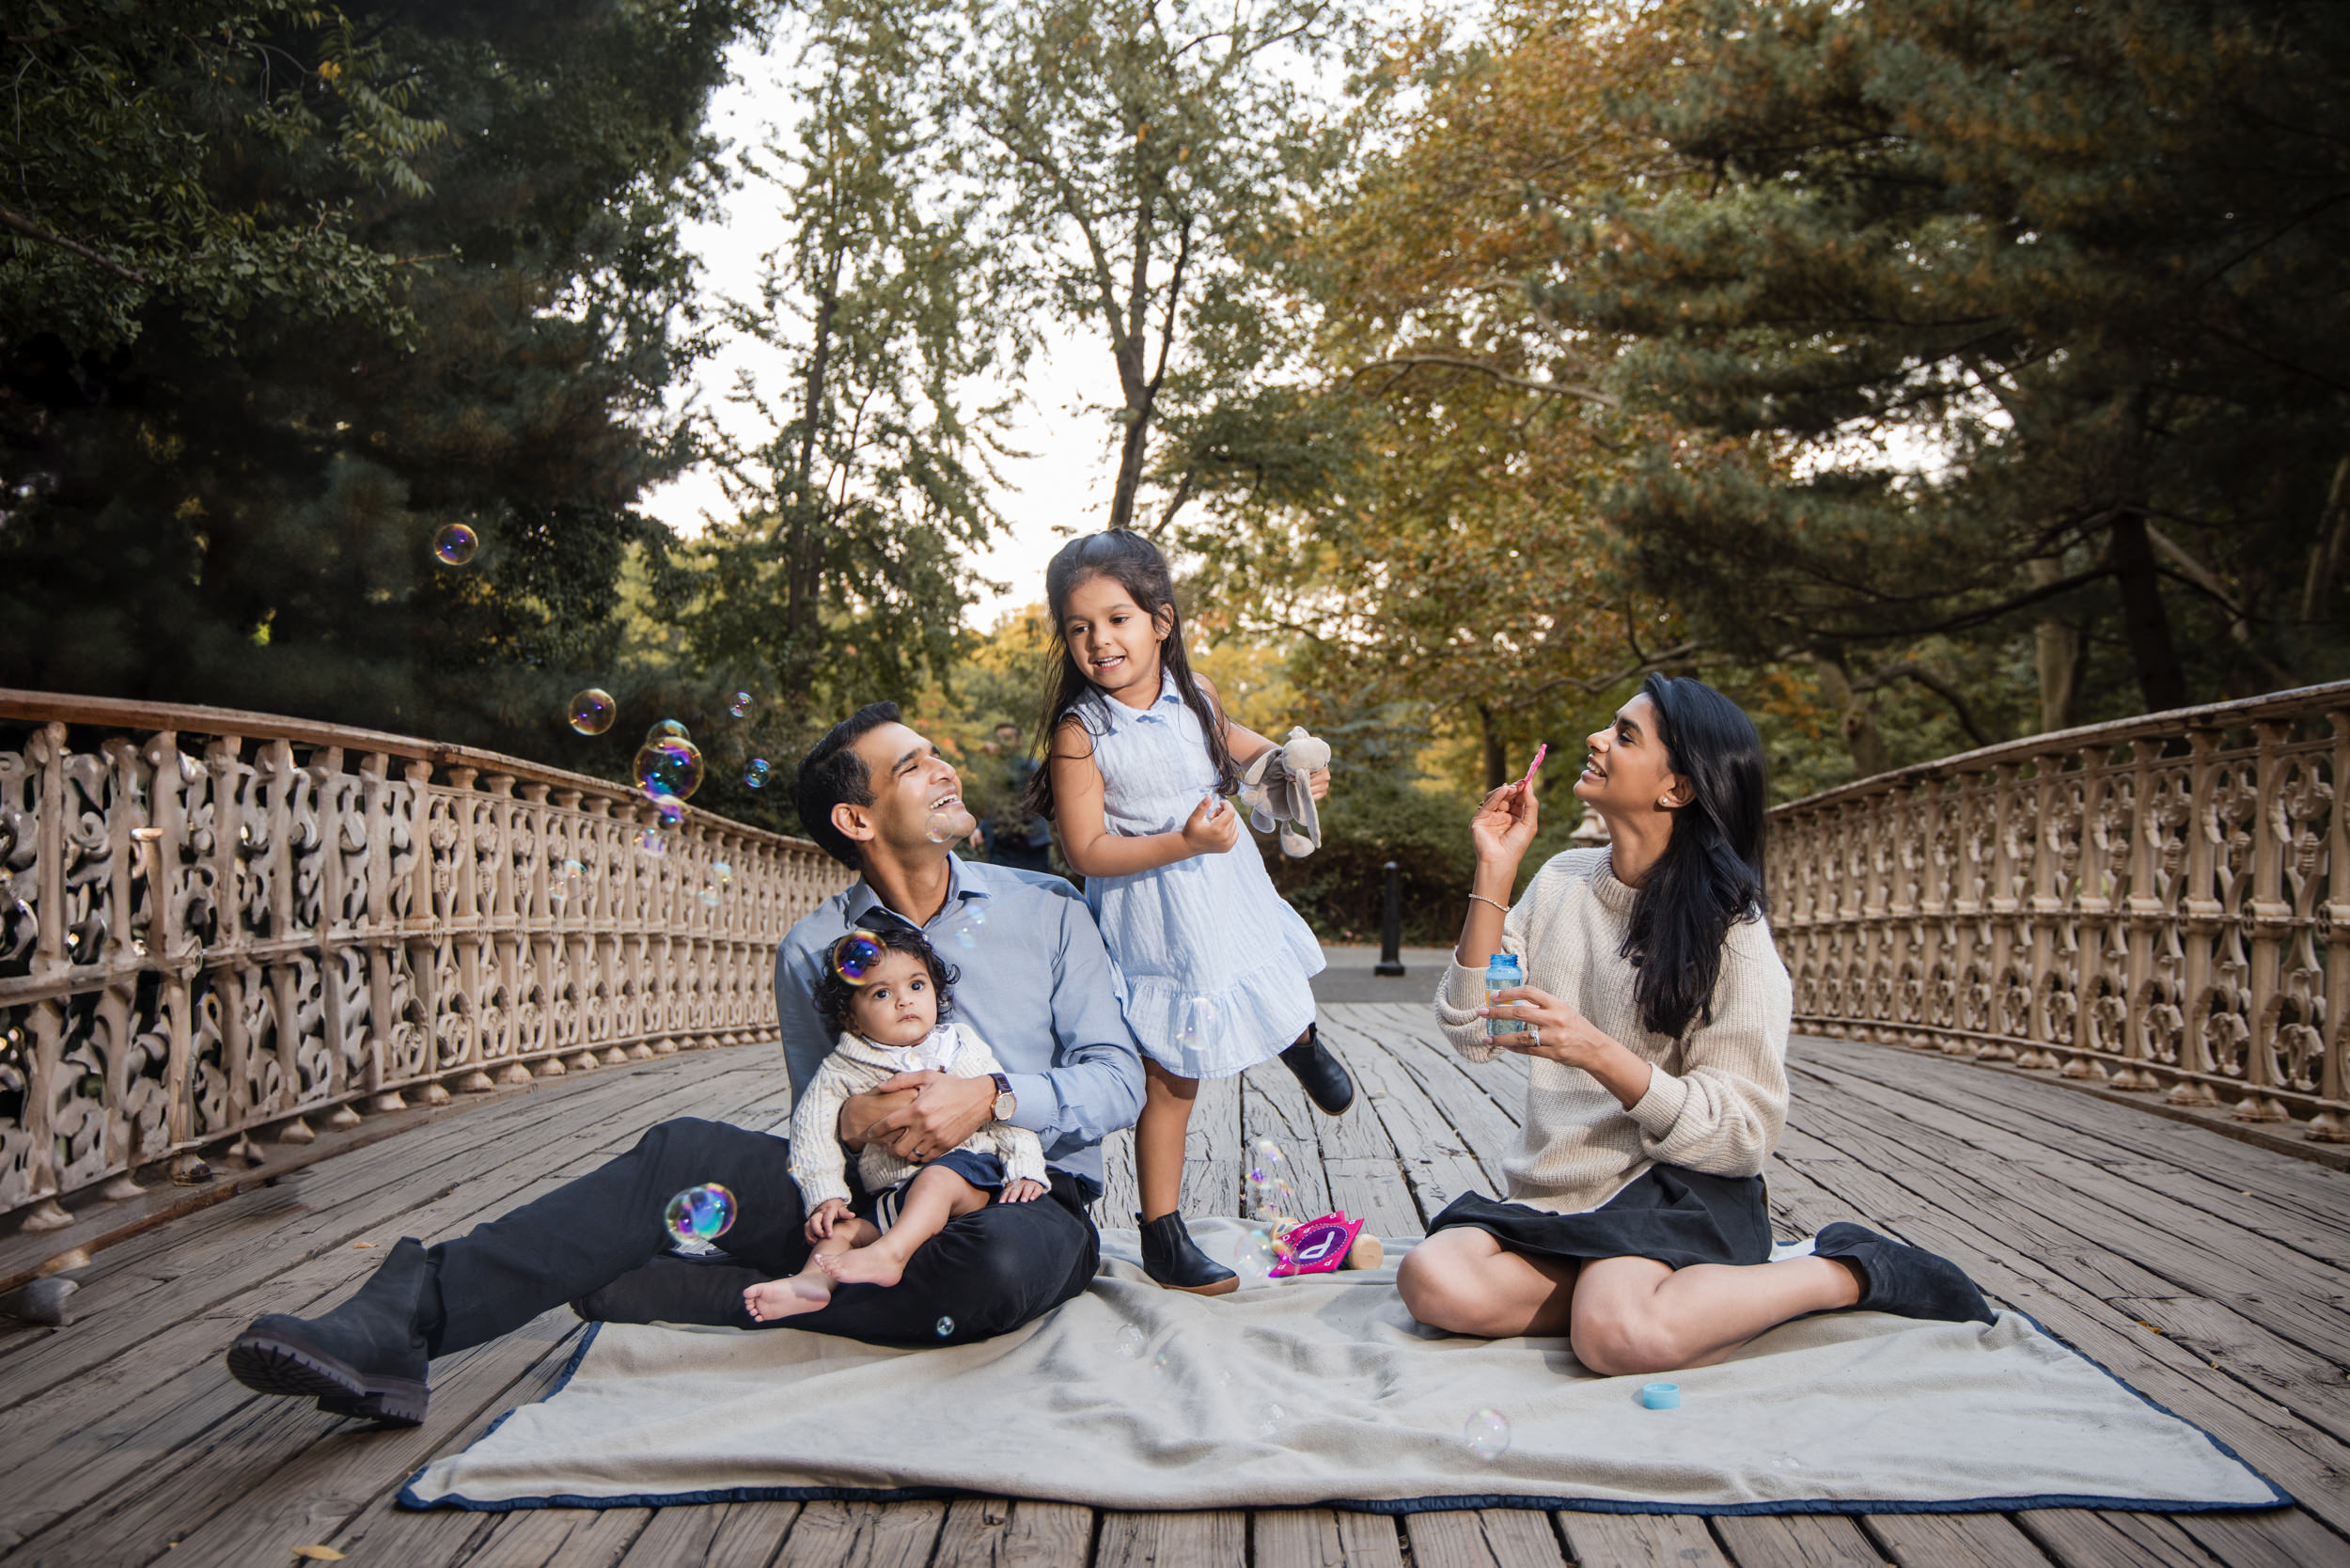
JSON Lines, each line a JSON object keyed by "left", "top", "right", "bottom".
{"left": 780, "top": 249, "right": 843, "bottom": 683}
{"left": 1478, "top": 703, "right": 1506, "bottom": 792}
{"left": 1812, "top": 655, "right": 1890, "bottom": 779}
{"left": 2107, "top": 512, "right": 2188, "bottom": 713}
{"left": 1106, "top": 398, "right": 1152, "bottom": 534}
{"left": 2028, "top": 557, "right": 2084, "bottom": 734}
{"left": 2301, "top": 455, "right": 2350, "bottom": 621}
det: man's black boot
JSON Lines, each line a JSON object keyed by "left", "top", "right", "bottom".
{"left": 1138, "top": 1212, "right": 1238, "bottom": 1295}
{"left": 226, "top": 1237, "right": 434, "bottom": 1425}
{"left": 1278, "top": 1025, "right": 1355, "bottom": 1116}
{"left": 1813, "top": 1222, "right": 1995, "bottom": 1325}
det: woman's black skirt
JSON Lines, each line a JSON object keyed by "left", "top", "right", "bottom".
{"left": 1427, "top": 1164, "right": 1770, "bottom": 1271}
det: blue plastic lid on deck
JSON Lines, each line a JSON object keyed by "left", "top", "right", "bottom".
{"left": 1641, "top": 1382, "right": 1680, "bottom": 1409}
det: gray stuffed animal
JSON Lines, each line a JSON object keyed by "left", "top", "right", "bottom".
{"left": 1236, "top": 728, "right": 1330, "bottom": 857}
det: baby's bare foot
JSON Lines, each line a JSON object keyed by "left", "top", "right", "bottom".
{"left": 818, "top": 1244, "right": 909, "bottom": 1288}
{"left": 744, "top": 1274, "right": 832, "bottom": 1323}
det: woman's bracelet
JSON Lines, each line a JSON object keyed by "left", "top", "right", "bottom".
{"left": 1466, "top": 893, "right": 1510, "bottom": 916}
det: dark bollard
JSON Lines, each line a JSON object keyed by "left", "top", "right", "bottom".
{"left": 1375, "top": 860, "right": 1405, "bottom": 976}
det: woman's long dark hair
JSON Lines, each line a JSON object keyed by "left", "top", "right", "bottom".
{"left": 1024, "top": 530, "right": 1235, "bottom": 820}
{"left": 1622, "top": 674, "right": 1769, "bottom": 1041}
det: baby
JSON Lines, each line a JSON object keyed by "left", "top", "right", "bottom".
{"left": 745, "top": 927, "right": 1046, "bottom": 1323}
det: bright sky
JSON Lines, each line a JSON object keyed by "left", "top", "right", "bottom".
{"left": 635, "top": 39, "right": 1124, "bottom": 628}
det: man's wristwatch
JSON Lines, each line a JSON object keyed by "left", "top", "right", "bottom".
{"left": 989, "top": 1072, "right": 1018, "bottom": 1121}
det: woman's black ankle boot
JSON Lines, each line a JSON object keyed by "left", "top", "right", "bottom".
{"left": 1279, "top": 1024, "right": 1355, "bottom": 1115}
{"left": 1813, "top": 1222, "right": 1994, "bottom": 1324}
{"left": 1138, "top": 1212, "right": 1239, "bottom": 1295}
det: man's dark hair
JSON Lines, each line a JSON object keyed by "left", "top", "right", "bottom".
{"left": 814, "top": 926, "right": 959, "bottom": 1037}
{"left": 793, "top": 702, "right": 903, "bottom": 867}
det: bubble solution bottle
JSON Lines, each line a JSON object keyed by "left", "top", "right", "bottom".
{"left": 1485, "top": 952, "right": 1526, "bottom": 1036}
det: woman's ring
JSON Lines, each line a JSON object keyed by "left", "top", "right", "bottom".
{"left": 1529, "top": 1025, "right": 1541, "bottom": 1047}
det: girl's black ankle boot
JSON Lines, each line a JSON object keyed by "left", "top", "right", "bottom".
{"left": 1138, "top": 1212, "right": 1239, "bottom": 1295}
{"left": 1279, "top": 1024, "right": 1355, "bottom": 1115}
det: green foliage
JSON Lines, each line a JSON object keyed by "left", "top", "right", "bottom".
{"left": 1576, "top": 0, "right": 2350, "bottom": 716}
{"left": 952, "top": 0, "right": 1359, "bottom": 532}
{"left": 0, "top": 1, "right": 767, "bottom": 761}
{"left": 657, "top": 0, "right": 1020, "bottom": 800}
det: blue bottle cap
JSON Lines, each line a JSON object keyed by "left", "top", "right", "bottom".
{"left": 1640, "top": 1382, "right": 1680, "bottom": 1409}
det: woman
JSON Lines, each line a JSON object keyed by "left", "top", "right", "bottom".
{"left": 1399, "top": 675, "right": 1991, "bottom": 1375}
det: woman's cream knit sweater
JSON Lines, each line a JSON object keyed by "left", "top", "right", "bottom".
{"left": 1433, "top": 847, "right": 1793, "bottom": 1215}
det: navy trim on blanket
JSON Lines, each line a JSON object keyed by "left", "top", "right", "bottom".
{"left": 396, "top": 1311, "right": 2293, "bottom": 1516}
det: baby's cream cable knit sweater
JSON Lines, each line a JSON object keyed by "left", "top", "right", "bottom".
{"left": 1433, "top": 847, "right": 1793, "bottom": 1215}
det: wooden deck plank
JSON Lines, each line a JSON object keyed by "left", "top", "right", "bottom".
{"left": 931, "top": 1498, "right": 1090, "bottom": 1568}
{"left": 1313, "top": 1012, "right": 1494, "bottom": 1225}
{"left": 2175, "top": 1506, "right": 2350, "bottom": 1568}
{"left": 1402, "top": 1509, "right": 1567, "bottom": 1568}
{"left": 1551, "top": 1512, "right": 1725, "bottom": 1566}
{"left": 1708, "top": 1512, "right": 1888, "bottom": 1566}
{"left": 1251, "top": 1509, "right": 1407, "bottom": 1568}
{"left": 462, "top": 1505, "right": 654, "bottom": 1568}
{"left": 2013, "top": 1508, "right": 2224, "bottom": 1568}
{"left": 1790, "top": 1058, "right": 2350, "bottom": 1365}
{"left": 1804, "top": 1041, "right": 2350, "bottom": 1232}
{"left": 1862, "top": 1513, "right": 2053, "bottom": 1567}
{"left": 770, "top": 1499, "right": 948, "bottom": 1568}
{"left": 0, "top": 1062, "right": 791, "bottom": 1553}
{"left": 1095, "top": 1511, "right": 1246, "bottom": 1568}
{"left": 1238, "top": 1060, "right": 1340, "bottom": 1221}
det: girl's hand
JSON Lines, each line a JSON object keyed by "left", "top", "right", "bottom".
{"left": 1180, "top": 795, "right": 1241, "bottom": 855}
{"left": 1001, "top": 1178, "right": 1046, "bottom": 1204}
{"left": 1470, "top": 780, "right": 1541, "bottom": 869}
{"left": 1306, "top": 764, "right": 1331, "bottom": 803}
{"left": 805, "top": 1198, "right": 852, "bottom": 1242}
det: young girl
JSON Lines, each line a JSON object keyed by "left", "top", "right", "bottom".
{"left": 1028, "top": 529, "right": 1354, "bottom": 1294}
{"left": 744, "top": 928, "right": 1047, "bottom": 1323}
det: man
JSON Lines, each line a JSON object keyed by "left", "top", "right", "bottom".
{"left": 223, "top": 703, "right": 1145, "bottom": 1425}
{"left": 979, "top": 719, "right": 1055, "bottom": 874}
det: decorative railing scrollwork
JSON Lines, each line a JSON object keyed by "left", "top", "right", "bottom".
{"left": 0, "top": 691, "right": 854, "bottom": 1228}
{"left": 1769, "top": 681, "right": 2350, "bottom": 1141}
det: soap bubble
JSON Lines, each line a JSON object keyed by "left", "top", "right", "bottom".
{"left": 646, "top": 719, "right": 691, "bottom": 744}
{"left": 1255, "top": 1402, "right": 1286, "bottom": 1436}
{"left": 729, "top": 691, "right": 753, "bottom": 717}
{"left": 953, "top": 906, "right": 990, "bottom": 951}
{"left": 1151, "top": 1350, "right": 1173, "bottom": 1380}
{"left": 1177, "top": 996, "right": 1222, "bottom": 1047}
{"left": 648, "top": 790, "right": 685, "bottom": 828}
{"left": 699, "top": 886, "right": 721, "bottom": 909}
{"left": 663, "top": 1184, "right": 736, "bottom": 1248}
{"left": 1464, "top": 1408, "right": 1511, "bottom": 1462}
{"left": 1234, "top": 1227, "right": 1276, "bottom": 1287}
{"left": 432, "top": 523, "right": 478, "bottom": 566}
{"left": 567, "top": 688, "right": 616, "bottom": 736}
{"left": 1114, "top": 1324, "right": 1146, "bottom": 1359}
{"left": 1246, "top": 1137, "right": 1286, "bottom": 1186}
{"left": 936, "top": 1316, "right": 955, "bottom": 1338}
{"left": 832, "top": 931, "right": 884, "bottom": 984}
{"left": 924, "top": 810, "right": 960, "bottom": 844}
{"left": 633, "top": 737, "right": 705, "bottom": 802}
{"left": 713, "top": 861, "right": 733, "bottom": 886}
{"left": 744, "top": 759, "right": 771, "bottom": 789}
{"left": 634, "top": 827, "right": 666, "bottom": 857}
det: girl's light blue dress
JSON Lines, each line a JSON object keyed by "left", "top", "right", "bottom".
{"left": 1080, "top": 674, "right": 1325, "bottom": 1078}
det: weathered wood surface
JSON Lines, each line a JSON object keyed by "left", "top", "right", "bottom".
{"left": 3, "top": 1011, "right": 2346, "bottom": 1567}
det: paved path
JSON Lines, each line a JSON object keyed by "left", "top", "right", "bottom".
{"left": 3, "top": 1011, "right": 2346, "bottom": 1566}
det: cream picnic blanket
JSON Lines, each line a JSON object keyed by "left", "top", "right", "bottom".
{"left": 402, "top": 1220, "right": 2281, "bottom": 1514}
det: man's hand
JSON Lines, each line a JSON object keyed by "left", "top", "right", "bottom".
{"left": 860, "top": 1070, "right": 998, "bottom": 1163}
{"left": 838, "top": 1084, "right": 920, "bottom": 1150}
{"left": 1002, "top": 1178, "right": 1046, "bottom": 1204}
{"left": 805, "top": 1197, "right": 853, "bottom": 1242}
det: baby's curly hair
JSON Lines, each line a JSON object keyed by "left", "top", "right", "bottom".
{"left": 813, "top": 926, "right": 959, "bottom": 1037}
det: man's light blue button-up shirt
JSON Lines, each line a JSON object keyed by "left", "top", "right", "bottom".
{"left": 774, "top": 856, "right": 1146, "bottom": 1194}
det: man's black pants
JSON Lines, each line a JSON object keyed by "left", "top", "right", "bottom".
{"left": 427, "top": 1118, "right": 1101, "bottom": 1353}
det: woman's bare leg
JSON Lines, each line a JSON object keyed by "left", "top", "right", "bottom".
{"left": 1136, "top": 1059, "right": 1198, "bottom": 1220}
{"left": 822, "top": 1167, "right": 990, "bottom": 1288}
{"left": 1567, "top": 1254, "right": 1862, "bottom": 1375}
{"left": 1396, "top": 1226, "right": 1581, "bottom": 1337}
{"left": 1399, "top": 1230, "right": 1865, "bottom": 1372}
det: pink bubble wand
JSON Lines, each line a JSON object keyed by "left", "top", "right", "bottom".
{"left": 1518, "top": 743, "right": 1548, "bottom": 792}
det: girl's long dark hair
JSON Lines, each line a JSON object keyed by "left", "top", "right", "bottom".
{"left": 1024, "top": 530, "right": 1235, "bottom": 821}
{"left": 1622, "top": 674, "right": 1769, "bottom": 1041}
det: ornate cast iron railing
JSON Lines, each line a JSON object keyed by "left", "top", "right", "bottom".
{"left": 1769, "top": 680, "right": 2350, "bottom": 1141}
{"left": 0, "top": 692, "right": 853, "bottom": 1229}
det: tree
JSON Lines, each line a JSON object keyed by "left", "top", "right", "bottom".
{"left": 661, "top": 0, "right": 1019, "bottom": 777}
{"left": 1574, "top": 0, "right": 2350, "bottom": 719}
{"left": 954, "top": 0, "right": 1356, "bottom": 533}
{"left": 0, "top": 2, "right": 769, "bottom": 760}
